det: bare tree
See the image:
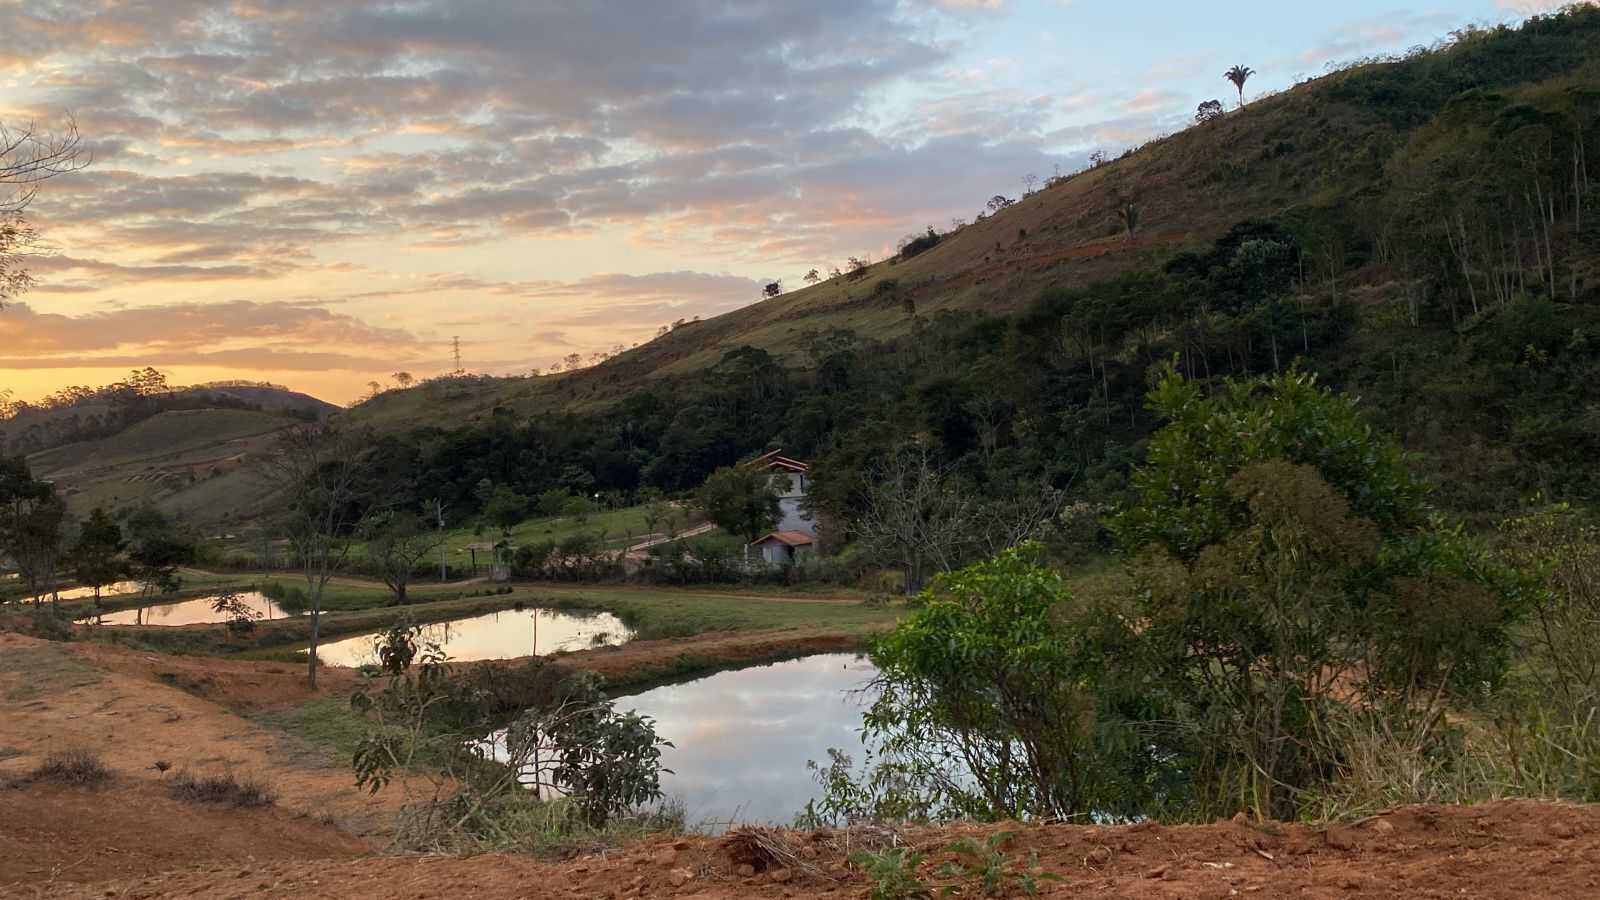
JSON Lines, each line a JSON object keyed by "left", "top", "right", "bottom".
{"left": 392, "top": 371, "right": 414, "bottom": 389}
{"left": 1022, "top": 173, "right": 1038, "bottom": 195}
{"left": 260, "top": 424, "right": 368, "bottom": 688}
{"left": 969, "top": 487, "right": 1069, "bottom": 559}
{"left": 425, "top": 497, "right": 449, "bottom": 581}
{"left": 854, "top": 445, "right": 972, "bottom": 596}
{"left": 1, "top": 118, "right": 89, "bottom": 216}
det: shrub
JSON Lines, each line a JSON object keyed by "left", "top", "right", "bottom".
{"left": 873, "top": 278, "right": 900, "bottom": 297}
{"left": 167, "top": 770, "right": 276, "bottom": 807}
{"left": 849, "top": 847, "right": 929, "bottom": 900}
{"left": 899, "top": 227, "right": 941, "bottom": 259}
{"left": 27, "top": 748, "right": 112, "bottom": 786}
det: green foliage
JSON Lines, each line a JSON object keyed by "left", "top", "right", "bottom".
{"left": 696, "top": 464, "right": 781, "bottom": 544}
{"left": 860, "top": 545, "right": 1152, "bottom": 821}
{"left": 351, "top": 626, "right": 671, "bottom": 838}
{"left": 480, "top": 484, "right": 530, "bottom": 536}
{"left": 125, "top": 506, "right": 196, "bottom": 595}
{"left": 211, "top": 591, "right": 261, "bottom": 637}
{"left": 68, "top": 507, "right": 128, "bottom": 599}
{"left": 849, "top": 847, "right": 929, "bottom": 900}
{"left": 1111, "top": 363, "right": 1424, "bottom": 559}
{"left": 1111, "top": 367, "right": 1521, "bottom": 819}
{"left": 939, "top": 833, "right": 1057, "bottom": 898}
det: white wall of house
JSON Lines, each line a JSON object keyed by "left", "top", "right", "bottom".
{"left": 770, "top": 471, "right": 815, "bottom": 536}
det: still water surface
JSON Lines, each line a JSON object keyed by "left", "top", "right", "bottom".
{"left": 53, "top": 581, "right": 143, "bottom": 601}
{"left": 494, "top": 654, "right": 875, "bottom": 828}
{"left": 313, "top": 607, "right": 633, "bottom": 667}
{"left": 81, "top": 591, "right": 301, "bottom": 625}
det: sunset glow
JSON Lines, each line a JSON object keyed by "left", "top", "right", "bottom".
{"left": 1, "top": 0, "right": 1536, "bottom": 403}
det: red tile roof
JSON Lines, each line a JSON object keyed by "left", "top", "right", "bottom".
{"left": 747, "top": 448, "right": 810, "bottom": 472}
{"left": 753, "top": 530, "right": 815, "bottom": 547}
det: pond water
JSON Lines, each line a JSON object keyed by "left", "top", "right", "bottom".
{"left": 312, "top": 607, "right": 633, "bottom": 667}
{"left": 81, "top": 591, "right": 302, "bottom": 626}
{"left": 53, "top": 581, "right": 144, "bottom": 601}
{"left": 487, "top": 653, "right": 878, "bottom": 828}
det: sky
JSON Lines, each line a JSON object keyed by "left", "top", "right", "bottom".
{"left": 0, "top": 0, "right": 1569, "bottom": 405}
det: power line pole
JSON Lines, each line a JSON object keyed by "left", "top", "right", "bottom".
{"left": 452, "top": 336, "right": 463, "bottom": 374}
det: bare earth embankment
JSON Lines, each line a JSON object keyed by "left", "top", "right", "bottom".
{"left": 5, "top": 631, "right": 1600, "bottom": 899}
{"left": 28, "top": 800, "right": 1600, "bottom": 899}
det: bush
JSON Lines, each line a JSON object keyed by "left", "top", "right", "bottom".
{"left": 167, "top": 770, "right": 276, "bottom": 807}
{"left": 900, "top": 227, "right": 941, "bottom": 259}
{"left": 873, "top": 278, "right": 900, "bottom": 297}
{"left": 26, "top": 748, "right": 112, "bottom": 786}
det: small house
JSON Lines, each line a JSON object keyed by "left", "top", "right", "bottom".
{"left": 746, "top": 449, "right": 815, "bottom": 537}
{"left": 750, "top": 530, "right": 816, "bottom": 566}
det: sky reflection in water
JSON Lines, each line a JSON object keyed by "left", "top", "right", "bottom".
{"left": 619, "top": 653, "right": 878, "bottom": 828}
{"left": 81, "top": 591, "right": 299, "bottom": 625}
{"left": 314, "top": 607, "right": 632, "bottom": 667}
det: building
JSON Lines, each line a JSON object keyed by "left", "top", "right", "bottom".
{"left": 746, "top": 449, "right": 815, "bottom": 537}
{"left": 749, "top": 530, "right": 816, "bottom": 566}
{"left": 744, "top": 449, "right": 818, "bottom": 569}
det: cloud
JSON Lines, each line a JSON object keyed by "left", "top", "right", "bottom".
{"left": 0, "top": 300, "right": 420, "bottom": 357}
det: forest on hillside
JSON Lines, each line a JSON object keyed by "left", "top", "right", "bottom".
{"left": 343, "top": 8, "right": 1600, "bottom": 547}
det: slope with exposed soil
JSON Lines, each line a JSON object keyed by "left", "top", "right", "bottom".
{"left": 29, "top": 800, "right": 1600, "bottom": 900}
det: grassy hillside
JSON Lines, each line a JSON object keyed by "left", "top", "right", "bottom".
{"left": 28, "top": 408, "right": 295, "bottom": 523}
{"left": 349, "top": 8, "right": 1600, "bottom": 432}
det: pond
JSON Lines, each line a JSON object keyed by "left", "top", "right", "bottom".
{"left": 80, "top": 591, "right": 302, "bottom": 626}
{"left": 53, "top": 581, "right": 144, "bottom": 601}
{"left": 311, "top": 607, "right": 633, "bottom": 667}
{"left": 487, "top": 653, "right": 878, "bottom": 829}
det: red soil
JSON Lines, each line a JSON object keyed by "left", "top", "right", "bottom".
{"left": 27, "top": 800, "right": 1600, "bottom": 899}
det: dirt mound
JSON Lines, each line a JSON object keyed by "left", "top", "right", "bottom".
{"left": 0, "top": 634, "right": 400, "bottom": 836}
{"left": 0, "top": 779, "right": 364, "bottom": 892}
{"left": 29, "top": 800, "right": 1600, "bottom": 899}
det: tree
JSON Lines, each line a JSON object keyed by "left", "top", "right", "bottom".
{"left": 363, "top": 510, "right": 445, "bottom": 605}
{"left": 1116, "top": 202, "right": 1140, "bottom": 242}
{"left": 696, "top": 464, "right": 781, "bottom": 545}
{"left": 1022, "top": 173, "right": 1038, "bottom": 194}
{"left": 1, "top": 118, "right": 88, "bottom": 216}
{"left": 986, "top": 195, "right": 1013, "bottom": 214}
{"left": 803, "top": 269, "right": 821, "bottom": 284}
{"left": 763, "top": 280, "right": 782, "bottom": 299}
{"left": 1224, "top": 65, "right": 1255, "bottom": 108}
{"left": 854, "top": 546, "right": 1149, "bottom": 821}
{"left": 261, "top": 423, "right": 369, "bottom": 688}
{"left": 853, "top": 445, "right": 971, "bottom": 595}
{"left": 1195, "top": 99, "right": 1225, "bottom": 124}
{"left": 392, "top": 371, "right": 414, "bottom": 389}
{"left": 68, "top": 507, "right": 127, "bottom": 602}
{"left": 1, "top": 214, "right": 39, "bottom": 309}
{"left": 1108, "top": 365, "right": 1517, "bottom": 819}
{"left": 126, "top": 506, "right": 196, "bottom": 596}
{"left": 0, "top": 456, "right": 67, "bottom": 604}
{"left": 481, "top": 485, "right": 529, "bottom": 537}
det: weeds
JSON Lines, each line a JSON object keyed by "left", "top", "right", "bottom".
{"left": 939, "top": 832, "right": 1057, "bottom": 897}
{"left": 167, "top": 770, "right": 276, "bottom": 807}
{"left": 25, "top": 748, "right": 112, "bottom": 786}
{"left": 849, "top": 847, "right": 929, "bottom": 900}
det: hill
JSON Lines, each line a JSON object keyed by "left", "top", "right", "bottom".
{"left": 348, "top": 7, "right": 1600, "bottom": 433}
{"left": 26, "top": 407, "right": 297, "bottom": 523}
{"left": 1, "top": 380, "right": 334, "bottom": 459}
